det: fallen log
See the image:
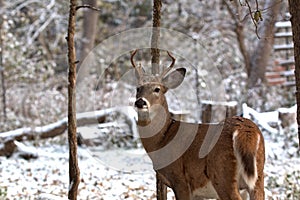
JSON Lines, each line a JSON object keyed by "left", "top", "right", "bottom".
{"left": 0, "top": 107, "right": 137, "bottom": 157}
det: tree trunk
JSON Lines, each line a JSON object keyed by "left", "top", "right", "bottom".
{"left": 0, "top": 0, "right": 6, "bottom": 121}
{"left": 67, "top": 0, "right": 80, "bottom": 199}
{"left": 151, "top": 0, "right": 162, "bottom": 75}
{"left": 151, "top": 0, "right": 167, "bottom": 199}
{"left": 288, "top": 0, "right": 300, "bottom": 148}
{"left": 248, "top": 0, "right": 281, "bottom": 88}
{"left": 77, "top": 0, "right": 98, "bottom": 82}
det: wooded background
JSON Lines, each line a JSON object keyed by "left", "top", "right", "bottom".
{"left": 1, "top": 0, "right": 300, "bottom": 199}
{"left": 0, "top": 0, "right": 296, "bottom": 133}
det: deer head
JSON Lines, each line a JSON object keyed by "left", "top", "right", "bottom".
{"left": 131, "top": 50, "right": 186, "bottom": 126}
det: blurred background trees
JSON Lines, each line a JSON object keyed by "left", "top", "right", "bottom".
{"left": 0, "top": 0, "right": 292, "bottom": 132}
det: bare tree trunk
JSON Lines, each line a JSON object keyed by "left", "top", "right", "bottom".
{"left": 288, "top": 0, "right": 300, "bottom": 148}
{"left": 248, "top": 0, "right": 281, "bottom": 88}
{"left": 151, "top": 0, "right": 162, "bottom": 75}
{"left": 77, "top": 0, "right": 98, "bottom": 82}
{"left": 0, "top": 0, "right": 6, "bottom": 121}
{"left": 151, "top": 0, "right": 167, "bottom": 199}
{"left": 67, "top": 0, "right": 80, "bottom": 199}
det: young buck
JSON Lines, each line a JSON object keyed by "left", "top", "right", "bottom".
{"left": 132, "top": 50, "right": 265, "bottom": 200}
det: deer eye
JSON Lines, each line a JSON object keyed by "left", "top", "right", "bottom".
{"left": 136, "top": 87, "right": 141, "bottom": 93}
{"left": 154, "top": 87, "right": 160, "bottom": 93}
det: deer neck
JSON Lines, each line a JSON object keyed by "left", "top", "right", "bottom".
{"left": 137, "top": 103, "right": 174, "bottom": 152}
{"left": 137, "top": 100, "right": 171, "bottom": 126}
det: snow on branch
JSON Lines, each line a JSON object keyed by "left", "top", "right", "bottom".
{"left": 243, "top": 103, "right": 278, "bottom": 134}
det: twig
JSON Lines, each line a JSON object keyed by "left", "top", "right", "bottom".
{"left": 245, "top": 0, "right": 260, "bottom": 39}
{"left": 76, "top": 4, "right": 100, "bottom": 11}
{"left": 242, "top": 0, "right": 283, "bottom": 39}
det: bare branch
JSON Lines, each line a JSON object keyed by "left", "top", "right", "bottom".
{"left": 76, "top": 4, "right": 100, "bottom": 11}
{"left": 223, "top": 0, "right": 239, "bottom": 24}
{"left": 245, "top": 0, "right": 260, "bottom": 39}
{"left": 243, "top": 0, "right": 283, "bottom": 39}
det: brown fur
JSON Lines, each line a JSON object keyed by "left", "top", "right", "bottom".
{"left": 138, "top": 116, "right": 265, "bottom": 200}
{"left": 132, "top": 50, "right": 265, "bottom": 200}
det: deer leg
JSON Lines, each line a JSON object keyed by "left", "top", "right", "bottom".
{"left": 210, "top": 172, "right": 242, "bottom": 200}
{"left": 239, "top": 189, "right": 249, "bottom": 200}
{"left": 211, "top": 184, "right": 242, "bottom": 200}
{"left": 249, "top": 143, "right": 265, "bottom": 200}
{"left": 248, "top": 173, "right": 264, "bottom": 200}
{"left": 172, "top": 183, "right": 192, "bottom": 200}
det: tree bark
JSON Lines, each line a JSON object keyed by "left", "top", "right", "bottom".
{"left": 151, "top": 0, "right": 162, "bottom": 75}
{"left": 151, "top": 1, "right": 167, "bottom": 199}
{"left": 0, "top": 0, "right": 6, "bottom": 121}
{"left": 67, "top": 0, "right": 80, "bottom": 199}
{"left": 288, "top": 0, "right": 300, "bottom": 148}
{"left": 77, "top": 0, "right": 98, "bottom": 82}
{"left": 248, "top": 0, "right": 281, "bottom": 88}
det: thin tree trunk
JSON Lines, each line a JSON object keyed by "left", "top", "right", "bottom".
{"left": 151, "top": 0, "right": 162, "bottom": 75}
{"left": 0, "top": 0, "right": 6, "bottom": 121}
{"left": 67, "top": 0, "right": 80, "bottom": 199}
{"left": 77, "top": 0, "right": 98, "bottom": 82}
{"left": 151, "top": 0, "right": 167, "bottom": 199}
{"left": 288, "top": 0, "right": 300, "bottom": 148}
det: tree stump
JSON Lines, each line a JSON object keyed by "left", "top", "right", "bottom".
{"left": 201, "top": 101, "right": 238, "bottom": 123}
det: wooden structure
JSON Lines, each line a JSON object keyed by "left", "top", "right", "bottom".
{"left": 266, "top": 15, "right": 295, "bottom": 86}
{"left": 201, "top": 100, "right": 238, "bottom": 123}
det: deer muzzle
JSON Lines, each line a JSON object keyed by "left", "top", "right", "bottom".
{"left": 135, "top": 98, "right": 149, "bottom": 109}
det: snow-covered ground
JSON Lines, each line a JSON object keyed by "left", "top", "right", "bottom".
{"left": 0, "top": 122, "right": 299, "bottom": 199}
{"left": 0, "top": 141, "right": 175, "bottom": 200}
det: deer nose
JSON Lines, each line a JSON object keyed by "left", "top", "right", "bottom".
{"left": 135, "top": 98, "right": 147, "bottom": 109}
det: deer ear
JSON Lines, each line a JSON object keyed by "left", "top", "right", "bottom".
{"left": 162, "top": 68, "right": 186, "bottom": 89}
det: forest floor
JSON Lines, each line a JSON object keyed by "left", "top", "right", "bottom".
{"left": 0, "top": 123, "right": 299, "bottom": 200}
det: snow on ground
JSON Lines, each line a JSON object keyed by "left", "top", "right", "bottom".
{"left": 0, "top": 124, "right": 300, "bottom": 199}
{"left": 0, "top": 142, "right": 175, "bottom": 200}
{"left": 263, "top": 124, "right": 300, "bottom": 200}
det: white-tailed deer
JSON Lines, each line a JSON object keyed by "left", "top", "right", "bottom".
{"left": 131, "top": 50, "right": 265, "bottom": 200}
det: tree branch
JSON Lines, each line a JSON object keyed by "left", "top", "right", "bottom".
{"left": 151, "top": 0, "right": 162, "bottom": 75}
{"left": 245, "top": 0, "right": 260, "bottom": 39}
{"left": 223, "top": 0, "right": 251, "bottom": 74}
{"left": 76, "top": 4, "right": 100, "bottom": 11}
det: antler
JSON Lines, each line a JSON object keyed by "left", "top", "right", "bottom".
{"left": 131, "top": 50, "right": 144, "bottom": 79}
{"left": 130, "top": 50, "right": 137, "bottom": 68}
{"left": 160, "top": 51, "right": 176, "bottom": 78}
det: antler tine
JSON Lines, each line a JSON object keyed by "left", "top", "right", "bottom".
{"left": 130, "top": 50, "right": 138, "bottom": 68}
{"left": 130, "top": 50, "right": 144, "bottom": 79}
{"left": 161, "top": 51, "right": 176, "bottom": 78}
